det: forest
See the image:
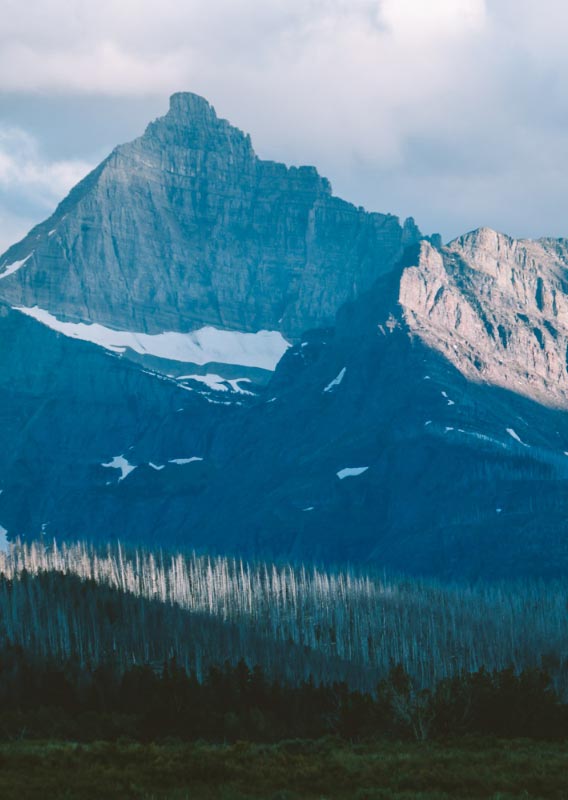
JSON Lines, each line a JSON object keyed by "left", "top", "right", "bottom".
{"left": 1, "top": 539, "right": 568, "bottom": 692}
{"left": 0, "top": 645, "right": 564, "bottom": 743}
{"left": 1, "top": 540, "right": 567, "bottom": 797}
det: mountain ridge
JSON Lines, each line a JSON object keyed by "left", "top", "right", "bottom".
{"left": 2, "top": 92, "right": 568, "bottom": 577}
{"left": 0, "top": 92, "right": 419, "bottom": 346}
{"left": 400, "top": 229, "right": 568, "bottom": 408}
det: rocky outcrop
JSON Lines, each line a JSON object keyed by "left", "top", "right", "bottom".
{"left": 399, "top": 228, "right": 568, "bottom": 408}
{"left": 0, "top": 93, "right": 418, "bottom": 342}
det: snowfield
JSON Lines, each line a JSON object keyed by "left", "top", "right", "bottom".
{"left": 13, "top": 306, "right": 290, "bottom": 371}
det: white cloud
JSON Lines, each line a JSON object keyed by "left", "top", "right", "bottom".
{"left": 0, "top": 41, "right": 188, "bottom": 95}
{"left": 381, "top": 0, "right": 486, "bottom": 39}
{"left": 0, "top": 126, "right": 92, "bottom": 252}
{"left": 0, "top": 1, "right": 491, "bottom": 98}
{"left": 0, "top": 127, "right": 91, "bottom": 200}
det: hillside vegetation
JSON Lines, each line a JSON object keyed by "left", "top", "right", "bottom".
{"left": 1, "top": 540, "right": 568, "bottom": 691}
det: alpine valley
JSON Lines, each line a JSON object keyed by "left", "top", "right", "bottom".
{"left": 2, "top": 92, "right": 568, "bottom": 580}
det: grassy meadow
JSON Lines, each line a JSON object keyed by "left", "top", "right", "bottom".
{"left": 0, "top": 738, "right": 566, "bottom": 800}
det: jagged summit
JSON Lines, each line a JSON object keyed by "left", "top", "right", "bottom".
{"left": 137, "top": 90, "right": 254, "bottom": 158}
{"left": 169, "top": 91, "right": 217, "bottom": 119}
{"left": 1, "top": 91, "right": 567, "bottom": 411}
{"left": 0, "top": 92, "right": 416, "bottom": 342}
{"left": 148, "top": 91, "right": 225, "bottom": 135}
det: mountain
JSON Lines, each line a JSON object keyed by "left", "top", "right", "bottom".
{"left": 401, "top": 229, "right": 568, "bottom": 408}
{"left": 2, "top": 93, "right": 568, "bottom": 578}
{"left": 0, "top": 92, "right": 418, "bottom": 382}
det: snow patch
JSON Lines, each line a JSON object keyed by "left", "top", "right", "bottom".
{"left": 149, "top": 462, "right": 165, "bottom": 471}
{"left": 324, "top": 367, "right": 347, "bottom": 393}
{"left": 337, "top": 466, "right": 368, "bottom": 480}
{"left": 102, "top": 455, "right": 137, "bottom": 481}
{"left": 506, "top": 428, "right": 526, "bottom": 445}
{"left": 180, "top": 374, "right": 229, "bottom": 392}
{"left": 457, "top": 429, "right": 507, "bottom": 449}
{"left": 303, "top": 507, "right": 315, "bottom": 511}
{"left": 178, "top": 383, "right": 241, "bottom": 405}
{"left": 228, "top": 378, "right": 254, "bottom": 395}
{"left": 169, "top": 457, "right": 203, "bottom": 465}
{"left": 179, "top": 374, "right": 255, "bottom": 395}
{"left": 13, "top": 306, "right": 290, "bottom": 370}
{"left": 0, "top": 253, "right": 32, "bottom": 280}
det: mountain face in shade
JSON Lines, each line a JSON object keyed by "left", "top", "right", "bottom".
{"left": 2, "top": 93, "right": 568, "bottom": 579}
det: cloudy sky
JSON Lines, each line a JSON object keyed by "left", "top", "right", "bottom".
{"left": 0, "top": 0, "right": 566, "bottom": 251}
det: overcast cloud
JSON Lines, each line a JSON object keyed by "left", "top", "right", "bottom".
{"left": 0, "top": 0, "right": 567, "bottom": 251}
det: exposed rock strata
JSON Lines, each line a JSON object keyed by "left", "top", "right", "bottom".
{"left": 400, "top": 228, "right": 568, "bottom": 408}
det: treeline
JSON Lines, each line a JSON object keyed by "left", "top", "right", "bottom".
{"left": 2, "top": 540, "right": 568, "bottom": 692}
{"left": 0, "top": 566, "right": 565, "bottom": 743}
{"left": 0, "top": 571, "right": 370, "bottom": 687}
{"left": 0, "top": 646, "right": 564, "bottom": 743}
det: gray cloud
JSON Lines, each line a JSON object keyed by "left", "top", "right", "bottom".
{"left": 0, "top": 125, "right": 92, "bottom": 251}
{"left": 0, "top": 0, "right": 567, "bottom": 246}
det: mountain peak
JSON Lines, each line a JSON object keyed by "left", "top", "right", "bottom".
{"left": 167, "top": 91, "right": 218, "bottom": 123}
{"left": 0, "top": 92, "right": 413, "bottom": 340}
{"left": 449, "top": 226, "right": 513, "bottom": 251}
{"left": 139, "top": 90, "right": 246, "bottom": 153}
{"left": 400, "top": 224, "right": 568, "bottom": 409}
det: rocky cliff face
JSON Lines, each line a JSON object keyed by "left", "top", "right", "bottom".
{"left": 400, "top": 229, "right": 568, "bottom": 408}
{"left": 0, "top": 93, "right": 418, "bottom": 346}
